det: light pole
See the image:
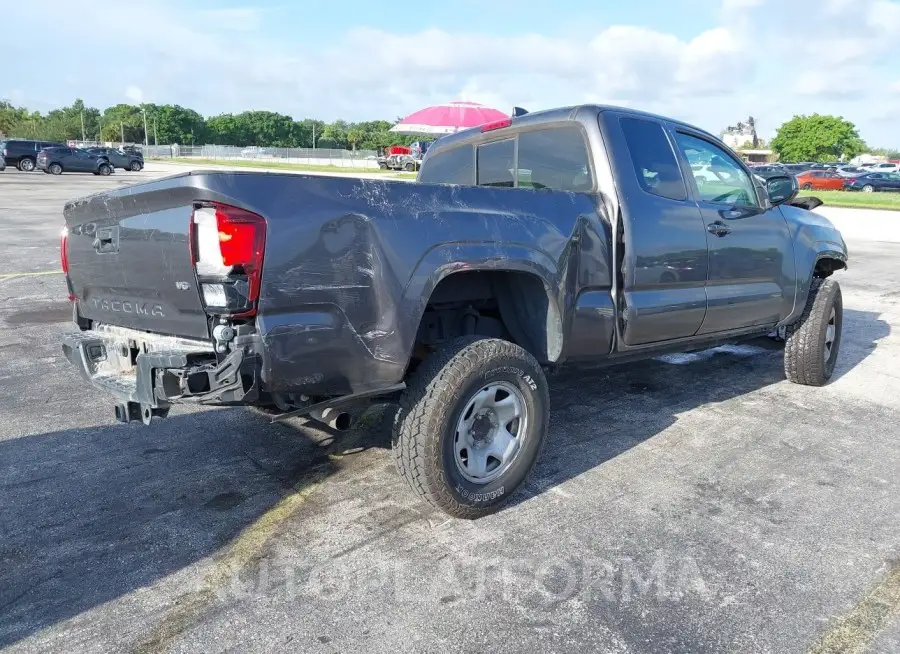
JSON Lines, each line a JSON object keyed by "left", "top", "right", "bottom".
{"left": 141, "top": 106, "right": 149, "bottom": 147}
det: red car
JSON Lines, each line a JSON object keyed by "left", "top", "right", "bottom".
{"left": 795, "top": 170, "right": 845, "bottom": 191}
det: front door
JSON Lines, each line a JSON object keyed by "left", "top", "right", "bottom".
{"left": 602, "top": 113, "right": 710, "bottom": 346}
{"left": 671, "top": 130, "right": 795, "bottom": 335}
{"left": 72, "top": 149, "right": 93, "bottom": 172}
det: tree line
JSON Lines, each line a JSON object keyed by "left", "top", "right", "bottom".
{"left": 0, "top": 98, "right": 421, "bottom": 151}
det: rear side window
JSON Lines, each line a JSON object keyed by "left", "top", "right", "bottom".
{"left": 516, "top": 126, "right": 592, "bottom": 192}
{"left": 619, "top": 117, "right": 687, "bottom": 201}
{"left": 477, "top": 139, "right": 515, "bottom": 187}
{"left": 418, "top": 145, "right": 474, "bottom": 185}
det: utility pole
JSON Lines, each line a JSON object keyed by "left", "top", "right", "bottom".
{"left": 80, "top": 111, "right": 86, "bottom": 143}
{"left": 141, "top": 106, "right": 149, "bottom": 147}
{"left": 312, "top": 123, "right": 316, "bottom": 149}
{"left": 154, "top": 116, "right": 158, "bottom": 146}
{"left": 121, "top": 122, "right": 125, "bottom": 146}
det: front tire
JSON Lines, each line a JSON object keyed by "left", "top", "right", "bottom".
{"left": 802, "top": 182, "right": 812, "bottom": 190}
{"left": 392, "top": 336, "right": 549, "bottom": 518}
{"left": 130, "top": 161, "right": 142, "bottom": 171}
{"left": 863, "top": 184, "right": 875, "bottom": 193}
{"left": 784, "top": 278, "right": 843, "bottom": 386}
{"left": 98, "top": 164, "right": 112, "bottom": 176}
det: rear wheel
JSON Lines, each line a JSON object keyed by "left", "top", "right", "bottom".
{"left": 784, "top": 278, "right": 842, "bottom": 386}
{"left": 48, "top": 163, "right": 63, "bottom": 175}
{"left": 18, "top": 158, "right": 35, "bottom": 172}
{"left": 98, "top": 163, "right": 112, "bottom": 176}
{"left": 392, "top": 336, "right": 549, "bottom": 518}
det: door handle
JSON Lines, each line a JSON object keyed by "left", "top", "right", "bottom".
{"left": 707, "top": 221, "right": 732, "bottom": 237}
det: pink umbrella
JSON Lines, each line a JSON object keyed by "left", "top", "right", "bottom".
{"left": 390, "top": 101, "right": 509, "bottom": 136}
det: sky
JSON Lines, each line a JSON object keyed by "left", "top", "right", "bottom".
{"left": 2, "top": 0, "right": 899, "bottom": 145}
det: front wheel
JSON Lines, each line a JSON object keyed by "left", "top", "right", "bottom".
{"left": 392, "top": 336, "right": 549, "bottom": 518}
{"left": 130, "top": 161, "right": 142, "bottom": 171}
{"left": 802, "top": 182, "right": 812, "bottom": 190}
{"left": 863, "top": 184, "right": 875, "bottom": 193}
{"left": 98, "top": 164, "right": 112, "bottom": 176}
{"left": 404, "top": 161, "right": 416, "bottom": 172}
{"left": 784, "top": 278, "right": 842, "bottom": 386}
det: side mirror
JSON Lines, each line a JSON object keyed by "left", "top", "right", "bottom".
{"left": 766, "top": 175, "right": 797, "bottom": 206}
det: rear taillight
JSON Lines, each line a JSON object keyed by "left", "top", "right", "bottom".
{"left": 191, "top": 202, "right": 266, "bottom": 317}
{"left": 60, "top": 227, "right": 69, "bottom": 274}
{"left": 61, "top": 227, "right": 75, "bottom": 301}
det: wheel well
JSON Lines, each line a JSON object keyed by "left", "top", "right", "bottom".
{"left": 814, "top": 257, "right": 846, "bottom": 278}
{"left": 412, "top": 270, "right": 562, "bottom": 366}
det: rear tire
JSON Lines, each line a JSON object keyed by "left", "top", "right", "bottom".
{"left": 392, "top": 336, "right": 549, "bottom": 519}
{"left": 48, "top": 163, "right": 63, "bottom": 175}
{"left": 18, "top": 158, "right": 35, "bottom": 172}
{"left": 784, "top": 278, "right": 842, "bottom": 386}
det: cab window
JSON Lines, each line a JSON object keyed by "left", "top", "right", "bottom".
{"left": 418, "top": 145, "right": 474, "bottom": 185}
{"left": 674, "top": 132, "right": 757, "bottom": 207}
{"left": 516, "top": 126, "right": 592, "bottom": 192}
{"left": 476, "top": 139, "right": 515, "bottom": 187}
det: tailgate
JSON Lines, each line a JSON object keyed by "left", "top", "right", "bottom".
{"left": 64, "top": 175, "right": 210, "bottom": 340}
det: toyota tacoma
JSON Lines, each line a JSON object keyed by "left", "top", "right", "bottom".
{"left": 61, "top": 105, "right": 848, "bottom": 518}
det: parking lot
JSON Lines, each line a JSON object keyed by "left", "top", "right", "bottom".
{"left": 1, "top": 165, "right": 899, "bottom": 653}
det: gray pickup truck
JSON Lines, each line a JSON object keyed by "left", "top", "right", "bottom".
{"left": 61, "top": 104, "right": 847, "bottom": 518}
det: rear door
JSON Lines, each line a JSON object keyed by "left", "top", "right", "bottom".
{"left": 671, "top": 129, "right": 794, "bottom": 334}
{"left": 72, "top": 149, "right": 94, "bottom": 171}
{"left": 601, "top": 112, "right": 709, "bottom": 346}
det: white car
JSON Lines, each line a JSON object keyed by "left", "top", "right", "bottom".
{"left": 862, "top": 162, "right": 900, "bottom": 174}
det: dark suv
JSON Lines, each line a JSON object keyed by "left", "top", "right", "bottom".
{"left": 86, "top": 147, "right": 144, "bottom": 171}
{"left": 36, "top": 147, "right": 114, "bottom": 175}
{"left": 1, "top": 139, "right": 67, "bottom": 171}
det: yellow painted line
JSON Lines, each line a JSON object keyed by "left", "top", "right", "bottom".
{"left": 807, "top": 560, "right": 900, "bottom": 654}
{"left": 0, "top": 270, "right": 64, "bottom": 279}
{"left": 133, "top": 469, "right": 329, "bottom": 653}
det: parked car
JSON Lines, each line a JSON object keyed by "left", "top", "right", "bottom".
{"left": 750, "top": 165, "right": 787, "bottom": 180}
{"left": 863, "top": 162, "right": 900, "bottom": 174}
{"left": 844, "top": 172, "right": 900, "bottom": 192}
{"left": 1, "top": 139, "right": 66, "bottom": 171}
{"left": 835, "top": 166, "right": 866, "bottom": 178}
{"left": 86, "top": 147, "right": 143, "bottom": 171}
{"left": 781, "top": 163, "right": 813, "bottom": 175}
{"left": 795, "top": 169, "right": 846, "bottom": 191}
{"left": 37, "top": 147, "right": 114, "bottom": 175}
{"left": 60, "top": 104, "right": 847, "bottom": 518}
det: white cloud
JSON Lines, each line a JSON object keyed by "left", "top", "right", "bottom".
{"left": 2, "top": 0, "right": 899, "bottom": 146}
{"left": 125, "top": 86, "right": 144, "bottom": 104}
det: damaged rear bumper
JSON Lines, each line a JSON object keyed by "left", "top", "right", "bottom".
{"left": 62, "top": 326, "right": 259, "bottom": 410}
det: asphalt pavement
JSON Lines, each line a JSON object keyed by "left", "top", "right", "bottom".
{"left": 0, "top": 166, "right": 898, "bottom": 654}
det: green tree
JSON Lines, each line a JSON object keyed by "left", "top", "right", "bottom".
{"left": 771, "top": 114, "right": 866, "bottom": 163}
{"left": 101, "top": 104, "right": 145, "bottom": 143}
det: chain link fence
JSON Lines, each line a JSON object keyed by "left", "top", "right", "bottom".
{"left": 142, "top": 144, "right": 381, "bottom": 169}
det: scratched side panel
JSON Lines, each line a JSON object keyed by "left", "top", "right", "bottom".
{"left": 223, "top": 173, "right": 609, "bottom": 395}
{"left": 65, "top": 171, "right": 613, "bottom": 396}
